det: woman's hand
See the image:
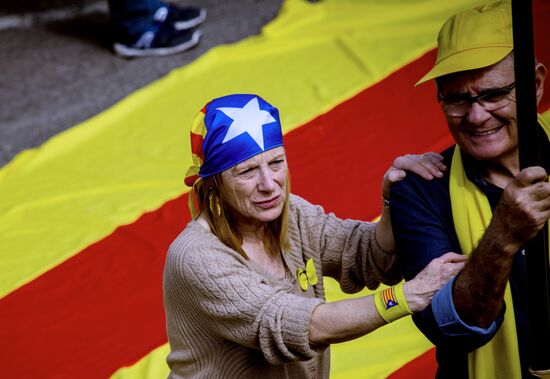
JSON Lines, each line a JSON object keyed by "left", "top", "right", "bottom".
{"left": 309, "top": 252, "right": 466, "bottom": 346}
{"left": 382, "top": 152, "right": 446, "bottom": 199}
{"left": 403, "top": 252, "right": 467, "bottom": 312}
{"left": 375, "top": 152, "right": 447, "bottom": 253}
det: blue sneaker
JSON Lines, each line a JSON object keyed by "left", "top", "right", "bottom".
{"left": 165, "top": 4, "right": 207, "bottom": 30}
{"left": 113, "top": 5, "right": 202, "bottom": 58}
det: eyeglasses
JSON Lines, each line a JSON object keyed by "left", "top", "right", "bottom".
{"left": 438, "top": 82, "right": 516, "bottom": 117}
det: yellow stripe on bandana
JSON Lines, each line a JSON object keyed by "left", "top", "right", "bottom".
{"left": 449, "top": 115, "right": 550, "bottom": 379}
{"left": 0, "top": 0, "right": 482, "bottom": 299}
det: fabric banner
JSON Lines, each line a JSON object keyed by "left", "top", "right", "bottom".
{"left": 1, "top": 0, "right": 549, "bottom": 378}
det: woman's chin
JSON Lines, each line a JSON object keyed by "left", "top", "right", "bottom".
{"left": 252, "top": 204, "right": 284, "bottom": 223}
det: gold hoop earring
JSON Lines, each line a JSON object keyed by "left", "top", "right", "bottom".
{"left": 209, "top": 191, "right": 222, "bottom": 216}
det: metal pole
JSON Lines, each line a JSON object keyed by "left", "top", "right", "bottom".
{"left": 511, "top": 0, "right": 550, "bottom": 375}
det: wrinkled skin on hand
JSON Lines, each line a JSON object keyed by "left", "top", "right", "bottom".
{"left": 404, "top": 252, "right": 467, "bottom": 313}
{"left": 376, "top": 152, "right": 448, "bottom": 253}
{"left": 490, "top": 166, "right": 550, "bottom": 253}
{"left": 452, "top": 166, "right": 550, "bottom": 327}
{"left": 382, "top": 152, "right": 447, "bottom": 199}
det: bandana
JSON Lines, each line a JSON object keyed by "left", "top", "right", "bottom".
{"left": 184, "top": 94, "right": 284, "bottom": 217}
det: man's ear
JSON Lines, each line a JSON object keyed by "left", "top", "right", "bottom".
{"left": 535, "top": 61, "right": 547, "bottom": 107}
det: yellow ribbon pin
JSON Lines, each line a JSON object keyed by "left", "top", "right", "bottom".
{"left": 296, "top": 258, "right": 318, "bottom": 291}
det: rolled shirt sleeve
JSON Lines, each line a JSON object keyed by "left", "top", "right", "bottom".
{"left": 432, "top": 278, "right": 502, "bottom": 339}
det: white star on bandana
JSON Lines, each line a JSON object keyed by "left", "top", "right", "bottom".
{"left": 217, "top": 97, "right": 276, "bottom": 150}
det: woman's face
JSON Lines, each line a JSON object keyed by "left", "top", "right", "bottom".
{"left": 220, "top": 146, "right": 287, "bottom": 226}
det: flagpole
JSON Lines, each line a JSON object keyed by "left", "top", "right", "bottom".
{"left": 511, "top": 0, "right": 550, "bottom": 375}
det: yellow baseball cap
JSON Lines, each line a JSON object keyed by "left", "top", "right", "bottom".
{"left": 416, "top": 1, "right": 513, "bottom": 85}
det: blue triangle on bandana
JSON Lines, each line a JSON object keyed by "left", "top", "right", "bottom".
{"left": 198, "top": 94, "right": 284, "bottom": 178}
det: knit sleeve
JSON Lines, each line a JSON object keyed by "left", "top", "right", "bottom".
{"left": 289, "top": 194, "right": 402, "bottom": 292}
{"left": 164, "top": 229, "right": 325, "bottom": 365}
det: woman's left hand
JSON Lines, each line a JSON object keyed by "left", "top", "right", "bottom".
{"left": 382, "top": 152, "right": 446, "bottom": 199}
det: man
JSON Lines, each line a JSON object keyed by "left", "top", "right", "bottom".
{"left": 390, "top": 1, "right": 550, "bottom": 378}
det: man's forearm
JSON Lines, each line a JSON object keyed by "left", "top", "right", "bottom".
{"left": 452, "top": 225, "right": 517, "bottom": 328}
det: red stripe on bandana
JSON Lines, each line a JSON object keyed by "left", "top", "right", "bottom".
{"left": 2, "top": 51, "right": 449, "bottom": 378}
{"left": 2, "top": 3, "right": 550, "bottom": 372}
{"left": 190, "top": 132, "right": 205, "bottom": 161}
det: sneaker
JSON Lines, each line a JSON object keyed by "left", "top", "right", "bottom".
{"left": 113, "top": 6, "right": 201, "bottom": 58}
{"left": 165, "top": 4, "right": 207, "bottom": 30}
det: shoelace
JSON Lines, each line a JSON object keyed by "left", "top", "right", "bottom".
{"left": 133, "top": 5, "right": 169, "bottom": 48}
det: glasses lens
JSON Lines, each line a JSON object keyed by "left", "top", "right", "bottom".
{"left": 441, "top": 99, "right": 468, "bottom": 117}
{"left": 478, "top": 87, "right": 514, "bottom": 111}
{"left": 440, "top": 83, "right": 515, "bottom": 116}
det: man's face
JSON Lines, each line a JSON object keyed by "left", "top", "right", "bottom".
{"left": 438, "top": 56, "right": 519, "bottom": 166}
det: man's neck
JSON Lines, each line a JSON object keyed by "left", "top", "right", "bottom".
{"left": 479, "top": 154, "right": 519, "bottom": 189}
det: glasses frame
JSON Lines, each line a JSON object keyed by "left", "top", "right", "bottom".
{"left": 438, "top": 81, "right": 516, "bottom": 117}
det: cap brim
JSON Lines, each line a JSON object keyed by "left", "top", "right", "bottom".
{"left": 415, "top": 46, "right": 513, "bottom": 86}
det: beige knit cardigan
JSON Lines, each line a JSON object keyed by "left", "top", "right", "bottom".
{"left": 163, "top": 194, "right": 401, "bottom": 379}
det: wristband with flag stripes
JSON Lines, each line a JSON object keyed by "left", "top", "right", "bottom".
{"left": 374, "top": 283, "right": 413, "bottom": 323}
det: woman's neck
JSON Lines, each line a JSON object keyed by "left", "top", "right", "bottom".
{"left": 239, "top": 222, "right": 266, "bottom": 240}
{"left": 198, "top": 212, "right": 286, "bottom": 277}
{"left": 240, "top": 225, "right": 286, "bottom": 278}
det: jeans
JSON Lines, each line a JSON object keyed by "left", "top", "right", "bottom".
{"left": 108, "top": 0, "right": 163, "bottom": 43}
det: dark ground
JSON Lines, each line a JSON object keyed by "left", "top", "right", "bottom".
{"left": 0, "top": 0, "right": 284, "bottom": 167}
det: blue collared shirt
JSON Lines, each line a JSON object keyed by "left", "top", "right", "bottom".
{"left": 390, "top": 133, "right": 549, "bottom": 378}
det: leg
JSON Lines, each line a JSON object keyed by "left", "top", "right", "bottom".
{"left": 107, "top": 0, "right": 162, "bottom": 44}
{"left": 107, "top": 1, "right": 207, "bottom": 58}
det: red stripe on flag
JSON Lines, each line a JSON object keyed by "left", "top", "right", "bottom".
{"left": 387, "top": 348, "right": 437, "bottom": 379}
{"left": 2, "top": 51, "right": 449, "bottom": 378}
{"left": 2, "top": 3, "right": 550, "bottom": 376}
{"left": 1, "top": 196, "right": 190, "bottom": 377}
{"left": 285, "top": 49, "right": 450, "bottom": 218}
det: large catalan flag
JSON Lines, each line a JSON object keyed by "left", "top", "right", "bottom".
{"left": 1, "top": 1, "right": 549, "bottom": 378}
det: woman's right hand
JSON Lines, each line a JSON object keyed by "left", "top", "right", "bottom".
{"left": 381, "top": 152, "right": 446, "bottom": 199}
{"left": 403, "top": 252, "right": 467, "bottom": 312}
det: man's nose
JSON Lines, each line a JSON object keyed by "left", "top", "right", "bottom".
{"left": 465, "top": 100, "right": 492, "bottom": 125}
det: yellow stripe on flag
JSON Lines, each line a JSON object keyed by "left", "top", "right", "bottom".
{"left": 0, "top": 0, "right": 481, "bottom": 299}
{"left": 111, "top": 110, "right": 550, "bottom": 379}
{"left": 109, "top": 276, "right": 433, "bottom": 379}
{"left": 2, "top": 2, "right": 486, "bottom": 378}
{"left": 110, "top": 344, "right": 170, "bottom": 379}
{"left": 326, "top": 278, "right": 434, "bottom": 379}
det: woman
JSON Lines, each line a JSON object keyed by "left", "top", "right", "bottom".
{"left": 163, "top": 94, "right": 466, "bottom": 378}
